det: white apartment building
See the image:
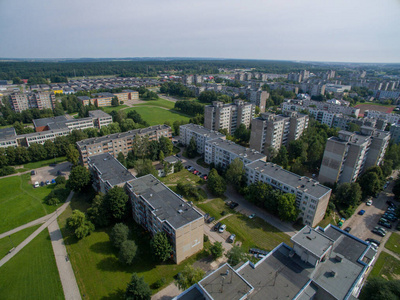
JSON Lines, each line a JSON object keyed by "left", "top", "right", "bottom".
{"left": 364, "top": 110, "right": 400, "bottom": 125}
{"left": 179, "top": 124, "right": 226, "bottom": 154}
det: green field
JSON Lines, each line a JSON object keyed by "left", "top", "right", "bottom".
{"left": 134, "top": 99, "right": 175, "bottom": 109}
{"left": 17, "top": 156, "right": 67, "bottom": 172}
{"left": 369, "top": 252, "right": 400, "bottom": 280}
{"left": 125, "top": 107, "right": 190, "bottom": 126}
{"left": 222, "top": 214, "right": 291, "bottom": 252}
{"left": 385, "top": 232, "right": 400, "bottom": 255}
{"left": 101, "top": 105, "right": 128, "bottom": 113}
{"left": 0, "top": 230, "right": 64, "bottom": 299}
{"left": 59, "top": 193, "right": 207, "bottom": 299}
{"left": 197, "top": 198, "right": 234, "bottom": 220}
{"left": 0, "top": 225, "right": 41, "bottom": 259}
{"left": 160, "top": 169, "right": 204, "bottom": 186}
{"left": 0, "top": 174, "right": 65, "bottom": 234}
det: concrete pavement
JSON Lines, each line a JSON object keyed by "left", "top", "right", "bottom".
{"left": 0, "top": 213, "right": 51, "bottom": 239}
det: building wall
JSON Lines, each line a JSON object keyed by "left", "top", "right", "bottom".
{"left": 175, "top": 218, "right": 204, "bottom": 264}
{"left": 319, "top": 140, "right": 347, "bottom": 184}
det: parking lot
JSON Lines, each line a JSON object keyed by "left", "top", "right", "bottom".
{"left": 31, "top": 161, "right": 72, "bottom": 185}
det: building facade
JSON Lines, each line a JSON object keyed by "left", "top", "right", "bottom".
{"left": 179, "top": 124, "right": 226, "bottom": 154}
{"left": 9, "top": 91, "right": 55, "bottom": 113}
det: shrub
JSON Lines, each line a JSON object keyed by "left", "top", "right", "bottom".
{"left": 46, "top": 197, "right": 60, "bottom": 206}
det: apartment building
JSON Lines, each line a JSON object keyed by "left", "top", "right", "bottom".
{"left": 91, "top": 92, "right": 114, "bottom": 107}
{"left": 88, "top": 110, "right": 113, "bottom": 128}
{"left": 246, "top": 89, "right": 269, "bottom": 112}
{"left": 122, "top": 89, "right": 139, "bottom": 100}
{"left": 282, "top": 100, "right": 360, "bottom": 118}
{"left": 0, "top": 128, "right": 18, "bottom": 148}
{"left": 245, "top": 160, "right": 331, "bottom": 226}
{"left": 390, "top": 124, "right": 400, "bottom": 144}
{"left": 127, "top": 174, "right": 203, "bottom": 264}
{"left": 176, "top": 224, "right": 375, "bottom": 300}
{"left": 77, "top": 96, "right": 91, "bottom": 106}
{"left": 20, "top": 128, "right": 71, "bottom": 147}
{"left": 325, "top": 84, "right": 352, "bottom": 93}
{"left": 179, "top": 124, "right": 226, "bottom": 154}
{"left": 364, "top": 110, "right": 400, "bottom": 125}
{"left": 204, "top": 138, "right": 266, "bottom": 168}
{"left": 204, "top": 100, "right": 254, "bottom": 134}
{"left": 249, "top": 111, "right": 308, "bottom": 156}
{"left": 87, "top": 153, "right": 135, "bottom": 194}
{"left": 319, "top": 127, "right": 390, "bottom": 184}
{"left": 9, "top": 91, "right": 55, "bottom": 112}
{"left": 77, "top": 124, "right": 172, "bottom": 164}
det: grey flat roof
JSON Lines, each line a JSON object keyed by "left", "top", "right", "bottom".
{"left": 181, "top": 124, "right": 226, "bottom": 140}
{"left": 33, "top": 116, "right": 68, "bottom": 128}
{"left": 199, "top": 264, "right": 252, "bottom": 300}
{"left": 77, "top": 125, "right": 170, "bottom": 146}
{"left": 246, "top": 160, "right": 331, "bottom": 199}
{"left": 94, "top": 92, "right": 114, "bottom": 97}
{"left": 88, "top": 153, "right": 135, "bottom": 186}
{"left": 291, "top": 226, "right": 334, "bottom": 258}
{"left": 77, "top": 96, "right": 90, "bottom": 100}
{"left": 127, "top": 175, "right": 202, "bottom": 229}
{"left": 207, "top": 138, "right": 266, "bottom": 162}
{"left": 0, "top": 127, "right": 17, "bottom": 139}
{"left": 122, "top": 89, "right": 137, "bottom": 93}
{"left": 88, "top": 110, "right": 112, "bottom": 118}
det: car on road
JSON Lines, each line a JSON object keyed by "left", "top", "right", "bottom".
{"left": 34, "top": 181, "right": 39, "bottom": 188}
{"left": 214, "top": 222, "right": 222, "bottom": 231}
{"left": 230, "top": 202, "right": 239, "bottom": 209}
{"left": 344, "top": 227, "right": 351, "bottom": 233}
{"left": 218, "top": 224, "right": 226, "bottom": 233}
{"left": 366, "top": 238, "right": 381, "bottom": 246}
{"left": 45, "top": 180, "right": 50, "bottom": 185}
{"left": 366, "top": 199, "right": 373, "bottom": 206}
{"left": 249, "top": 248, "right": 268, "bottom": 256}
{"left": 31, "top": 170, "right": 36, "bottom": 175}
{"left": 207, "top": 217, "right": 215, "bottom": 224}
{"left": 228, "top": 234, "right": 236, "bottom": 243}
{"left": 249, "top": 214, "right": 256, "bottom": 219}
{"left": 358, "top": 210, "right": 366, "bottom": 215}
{"left": 378, "top": 220, "right": 392, "bottom": 229}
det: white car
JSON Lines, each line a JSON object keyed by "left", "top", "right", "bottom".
{"left": 366, "top": 200, "right": 373, "bottom": 206}
{"left": 34, "top": 181, "right": 39, "bottom": 188}
{"left": 218, "top": 224, "right": 226, "bottom": 233}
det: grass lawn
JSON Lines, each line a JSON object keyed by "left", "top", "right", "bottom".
{"left": 0, "top": 174, "right": 66, "bottom": 234}
{"left": 196, "top": 198, "right": 233, "bottom": 220}
{"left": 160, "top": 169, "right": 204, "bottom": 186}
{"left": 0, "top": 224, "right": 41, "bottom": 259}
{"left": 317, "top": 213, "right": 338, "bottom": 228}
{"left": 369, "top": 252, "right": 400, "bottom": 280}
{"left": 101, "top": 105, "right": 128, "bottom": 113}
{"left": 17, "top": 156, "right": 67, "bottom": 172}
{"left": 222, "top": 214, "right": 291, "bottom": 252}
{"left": 124, "top": 107, "right": 190, "bottom": 126}
{"left": 0, "top": 230, "right": 64, "bottom": 299}
{"left": 385, "top": 232, "right": 400, "bottom": 255}
{"left": 59, "top": 193, "right": 208, "bottom": 299}
{"left": 134, "top": 99, "right": 175, "bottom": 109}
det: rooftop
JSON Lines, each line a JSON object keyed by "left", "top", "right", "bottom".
{"left": 246, "top": 160, "right": 331, "bottom": 199}
{"left": 291, "top": 226, "right": 333, "bottom": 258}
{"left": 33, "top": 115, "right": 68, "bottom": 128}
{"left": 127, "top": 174, "right": 202, "bottom": 229}
{"left": 87, "top": 153, "right": 135, "bottom": 187}
{"left": 207, "top": 138, "right": 266, "bottom": 162}
{"left": 181, "top": 123, "right": 226, "bottom": 139}
{"left": 88, "top": 110, "right": 112, "bottom": 119}
{"left": 0, "top": 127, "right": 17, "bottom": 140}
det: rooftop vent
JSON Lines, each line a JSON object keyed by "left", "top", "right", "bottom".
{"left": 335, "top": 254, "right": 343, "bottom": 262}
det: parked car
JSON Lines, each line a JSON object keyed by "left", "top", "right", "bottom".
{"left": 193, "top": 170, "right": 199, "bottom": 175}
{"left": 383, "top": 214, "right": 397, "bottom": 222}
{"left": 366, "top": 238, "right": 381, "bottom": 246}
{"left": 366, "top": 199, "right": 373, "bottom": 206}
{"left": 358, "top": 210, "right": 366, "bottom": 215}
{"left": 368, "top": 242, "right": 378, "bottom": 251}
{"left": 228, "top": 234, "right": 236, "bottom": 243}
{"left": 204, "top": 213, "right": 209, "bottom": 220}
{"left": 372, "top": 228, "right": 386, "bottom": 237}
{"left": 380, "top": 217, "right": 390, "bottom": 223}
{"left": 201, "top": 174, "right": 208, "bottom": 181}
{"left": 40, "top": 181, "right": 45, "bottom": 186}
{"left": 207, "top": 217, "right": 215, "bottom": 224}
{"left": 56, "top": 170, "right": 62, "bottom": 176}
{"left": 45, "top": 180, "right": 50, "bottom": 185}
{"left": 218, "top": 224, "right": 226, "bottom": 233}
{"left": 31, "top": 170, "right": 36, "bottom": 175}
{"left": 51, "top": 179, "right": 56, "bottom": 184}
{"left": 375, "top": 226, "right": 387, "bottom": 234}
{"left": 197, "top": 172, "right": 202, "bottom": 176}
{"left": 230, "top": 202, "right": 239, "bottom": 209}
{"left": 185, "top": 165, "right": 192, "bottom": 170}
{"left": 344, "top": 227, "right": 351, "bottom": 233}
{"left": 249, "top": 214, "right": 256, "bottom": 219}
{"left": 34, "top": 181, "right": 39, "bottom": 188}
{"left": 214, "top": 222, "right": 222, "bottom": 231}
{"left": 387, "top": 200, "right": 396, "bottom": 207}
{"left": 49, "top": 163, "right": 57, "bottom": 167}
{"left": 378, "top": 220, "right": 392, "bottom": 229}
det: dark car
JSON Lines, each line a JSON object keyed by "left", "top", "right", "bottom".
{"left": 387, "top": 200, "right": 396, "bottom": 207}
{"left": 49, "top": 163, "right": 57, "bottom": 167}
{"left": 204, "top": 213, "right": 210, "bottom": 220}
{"left": 56, "top": 170, "right": 62, "bottom": 176}
{"left": 185, "top": 165, "right": 192, "bottom": 170}
{"left": 378, "top": 220, "right": 392, "bottom": 229}
{"left": 358, "top": 210, "right": 366, "bottom": 215}
{"left": 230, "top": 202, "right": 239, "bottom": 209}
{"left": 207, "top": 217, "right": 215, "bottom": 224}
{"left": 366, "top": 238, "right": 381, "bottom": 246}
{"left": 30, "top": 170, "right": 36, "bottom": 175}
{"left": 214, "top": 222, "right": 222, "bottom": 231}
{"left": 228, "top": 234, "right": 236, "bottom": 243}
{"left": 344, "top": 227, "right": 351, "bottom": 233}
{"left": 372, "top": 228, "right": 386, "bottom": 237}
{"left": 40, "top": 181, "right": 45, "bottom": 186}
{"left": 176, "top": 154, "right": 181, "bottom": 158}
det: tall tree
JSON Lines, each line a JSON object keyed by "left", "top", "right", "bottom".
{"left": 159, "top": 136, "right": 173, "bottom": 156}
{"left": 210, "top": 241, "right": 224, "bottom": 260}
{"left": 110, "top": 223, "right": 130, "bottom": 249}
{"left": 125, "top": 273, "right": 152, "bottom": 300}
{"left": 226, "top": 246, "right": 245, "bottom": 266}
{"left": 186, "top": 137, "right": 198, "bottom": 158}
{"left": 207, "top": 168, "right": 226, "bottom": 196}
{"left": 358, "top": 172, "right": 383, "bottom": 197}
{"left": 66, "top": 210, "right": 95, "bottom": 239}
{"left": 119, "top": 240, "right": 138, "bottom": 265}
{"left": 277, "top": 193, "right": 299, "bottom": 222}
{"left": 151, "top": 232, "right": 172, "bottom": 262}
{"left": 104, "top": 186, "right": 129, "bottom": 221}
{"left": 272, "top": 147, "right": 289, "bottom": 169}
{"left": 66, "top": 144, "right": 80, "bottom": 166}
{"left": 225, "top": 158, "right": 245, "bottom": 189}
{"left": 335, "top": 182, "right": 362, "bottom": 207}
{"left": 66, "top": 165, "right": 91, "bottom": 192}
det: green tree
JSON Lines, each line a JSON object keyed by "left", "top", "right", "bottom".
{"left": 87, "top": 194, "right": 110, "bottom": 227}
{"left": 277, "top": 193, "right": 299, "bottom": 222}
{"left": 174, "top": 160, "right": 183, "bottom": 173}
{"left": 347, "top": 122, "right": 361, "bottom": 132}
{"left": 66, "top": 165, "right": 91, "bottom": 192}
{"left": 210, "top": 241, "right": 224, "bottom": 260}
{"left": 111, "top": 96, "right": 119, "bottom": 107}
{"left": 55, "top": 176, "right": 66, "bottom": 185}
{"left": 119, "top": 240, "right": 138, "bottom": 265}
{"left": 207, "top": 168, "right": 226, "bottom": 196}
{"left": 104, "top": 186, "right": 129, "bottom": 221}
{"left": 125, "top": 273, "right": 152, "bottom": 300}
{"left": 335, "top": 182, "right": 362, "bottom": 207}
{"left": 66, "top": 210, "right": 95, "bottom": 239}
{"left": 359, "top": 278, "right": 400, "bottom": 300}
{"left": 225, "top": 158, "right": 245, "bottom": 189}
{"left": 272, "top": 146, "right": 289, "bottom": 169}
{"left": 393, "top": 177, "right": 400, "bottom": 200}
{"left": 226, "top": 245, "right": 245, "bottom": 266}
{"left": 28, "top": 143, "right": 48, "bottom": 161}
{"left": 186, "top": 137, "right": 198, "bottom": 158}
{"left": 110, "top": 223, "right": 130, "bottom": 249}
{"left": 175, "top": 265, "right": 205, "bottom": 290}
{"left": 151, "top": 232, "right": 172, "bottom": 262}
{"left": 159, "top": 150, "right": 165, "bottom": 162}
{"left": 159, "top": 136, "right": 173, "bottom": 156}
{"left": 358, "top": 172, "right": 383, "bottom": 197}
{"left": 233, "top": 123, "right": 250, "bottom": 144}
{"left": 44, "top": 140, "right": 57, "bottom": 158}
{"left": 117, "top": 152, "right": 127, "bottom": 167}
{"left": 135, "top": 159, "right": 157, "bottom": 177}
{"left": 66, "top": 144, "right": 80, "bottom": 166}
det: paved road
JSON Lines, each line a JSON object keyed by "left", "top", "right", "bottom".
{"left": 0, "top": 214, "right": 51, "bottom": 239}
{"left": 48, "top": 218, "right": 82, "bottom": 300}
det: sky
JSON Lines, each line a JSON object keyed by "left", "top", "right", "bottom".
{"left": 0, "top": 0, "right": 399, "bottom": 63}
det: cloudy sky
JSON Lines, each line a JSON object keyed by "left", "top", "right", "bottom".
{"left": 0, "top": 0, "right": 399, "bottom": 62}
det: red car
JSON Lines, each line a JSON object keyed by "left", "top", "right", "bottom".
{"left": 193, "top": 170, "right": 199, "bottom": 175}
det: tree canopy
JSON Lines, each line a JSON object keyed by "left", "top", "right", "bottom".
{"left": 66, "top": 165, "right": 91, "bottom": 192}
{"left": 125, "top": 273, "right": 152, "bottom": 300}
{"left": 207, "top": 168, "right": 227, "bottom": 196}
{"left": 151, "top": 232, "right": 172, "bottom": 262}
{"left": 175, "top": 265, "right": 205, "bottom": 290}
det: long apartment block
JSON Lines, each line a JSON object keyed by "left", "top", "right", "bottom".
{"left": 204, "top": 100, "right": 254, "bottom": 134}
{"left": 127, "top": 174, "right": 204, "bottom": 264}
{"left": 249, "top": 111, "right": 308, "bottom": 156}
{"left": 245, "top": 160, "right": 331, "bottom": 227}
{"left": 179, "top": 123, "right": 226, "bottom": 154}
{"left": 319, "top": 127, "right": 390, "bottom": 184}
{"left": 364, "top": 110, "right": 400, "bottom": 125}
{"left": 204, "top": 138, "right": 266, "bottom": 168}
{"left": 9, "top": 91, "right": 56, "bottom": 113}
{"left": 77, "top": 124, "right": 172, "bottom": 164}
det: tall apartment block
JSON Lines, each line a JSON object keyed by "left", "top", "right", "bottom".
{"left": 77, "top": 125, "right": 172, "bottom": 164}
{"left": 249, "top": 111, "right": 308, "bottom": 156}
{"left": 204, "top": 138, "right": 266, "bottom": 169}
{"left": 9, "top": 92, "right": 55, "bottom": 113}
{"left": 179, "top": 124, "right": 226, "bottom": 154}
{"left": 204, "top": 100, "right": 254, "bottom": 134}
{"left": 246, "top": 90, "right": 269, "bottom": 112}
{"left": 127, "top": 174, "right": 203, "bottom": 264}
{"left": 319, "top": 127, "right": 390, "bottom": 184}
{"left": 245, "top": 160, "right": 331, "bottom": 226}
{"left": 114, "top": 90, "right": 139, "bottom": 102}
{"left": 390, "top": 125, "right": 400, "bottom": 144}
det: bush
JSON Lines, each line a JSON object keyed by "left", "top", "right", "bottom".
{"left": 203, "top": 234, "right": 209, "bottom": 242}
{"left": 110, "top": 223, "right": 130, "bottom": 249}
{"left": 55, "top": 176, "right": 66, "bottom": 185}
{"left": 46, "top": 197, "right": 60, "bottom": 206}
{"left": 151, "top": 278, "right": 166, "bottom": 289}
{"left": 119, "top": 240, "right": 138, "bottom": 265}
{"left": 0, "top": 166, "right": 16, "bottom": 177}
